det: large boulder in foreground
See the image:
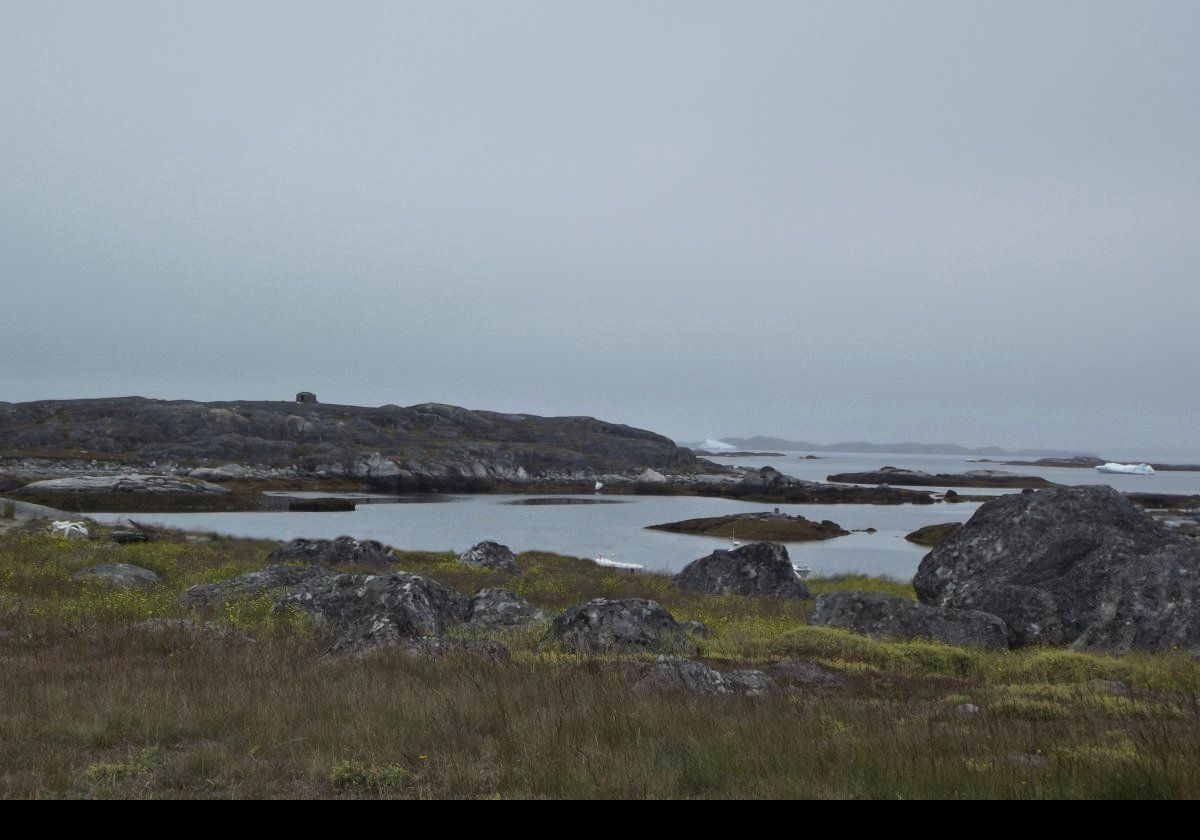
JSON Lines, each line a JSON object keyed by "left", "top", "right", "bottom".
{"left": 547, "top": 598, "right": 696, "bottom": 654}
{"left": 458, "top": 541, "right": 520, "bottom": 574}
{"left": 809, "top": 591, "right": 1009, "bottom": 650}
{"left": 914, "top": 486, "right": 1200, "bottom": 652}
{"left": 671, "top": 541, "right": 811, "bottom": 600}
{"left": 267, "top": 537, "right": 395, "bottom": 567}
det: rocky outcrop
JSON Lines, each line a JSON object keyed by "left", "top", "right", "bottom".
{"left": 635, "top": 657, "right": 776, "bottom": 696}
{"left": 73, "top": 563, "right": 160, "bottom": 590}
{"left": 649, "top": 512, "right": 848, "bottom": 542}
{"left": 905, "top": 522, "right": 962, "bottom": 547}
{"left": 547, "top": 598, "right": 696, "bottom": 654}
{"left": 279, "top": 572, "right": 469, "bottom": 637}
{"left": 914, "top": 486, "right": 1200, "bottom": 653}
{"left": 671, "top": 542, "right": 812, "bottom": 600}
{"left": 180, "top": 564, "right": 497, "bottom": 658}
{"left": 466, "top": 588, "right": 548, "bottom": 630}
{"left": 325, "top": 616, "right": 509, "bottom": 661}
{"left": 769, "top": 660, "right": 845, "bottom": 688}
{"left": 266, "top": 537, "right": 395, "bottom": 567}
{"left": 458, "top": 541, "right": 520, "bottom": 574}
{"left": 827, "top": 466, "right": 1056, "bottom": 489}
{"left": 808, "top": 591, "right": 1009, "bottom": 650}
{"left": 179, "top": 565, "right": 334, "bottom": 609}
{"left": 0, "top": 397, "right": 706, "bottom": 491}
{"left": 18, "top": 474, "right": 229, "bottom": 495}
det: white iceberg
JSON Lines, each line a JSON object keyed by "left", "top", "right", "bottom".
{"left": 697, "top": 439, "right": 737, "bottom": 452}
{"left": 1095, "top": 462, "right": 1155, "bottom": 476}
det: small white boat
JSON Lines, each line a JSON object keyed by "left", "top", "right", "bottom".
{"left": 792, "top": 564, "right": 813, "bottom": 580}
{"left": 1096, "top": 462, "right": 1155, "bottom": 476}
{"left": 593, "top": 553, "right": 643, "bottom": 571}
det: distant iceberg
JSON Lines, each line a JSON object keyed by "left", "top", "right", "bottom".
{"left": 1096, "top": 463, "right": 1155, "bottom": 476}
{"left": 697, "top": 439, "right": 737, "bottom": 452}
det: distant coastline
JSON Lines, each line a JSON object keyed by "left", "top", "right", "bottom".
{"left": 686, "top": 436, "right": 1099, "bottom": 459}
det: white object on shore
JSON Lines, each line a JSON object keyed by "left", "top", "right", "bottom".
{"left": 1095, "top": 463, "right": 1155, "bottom": 476}
{"left": 594, "top": 481, "right": 604, "bottom": 492}
{"left": 793, "top": 564, "right": 813, "bottom": 580}
{"left": 698, "top": 438, "right": 737, "bottom": 452}
{"left": 50, "top": 520, "right": 89, "bottom": 538}
{"left": 593, "top": 553, "right": 643, "bottom": 571}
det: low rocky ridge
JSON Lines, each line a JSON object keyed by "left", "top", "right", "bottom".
{"left": 179, "top": 565, "right": 335, "bottom": 609}
{"left": 635, "top": 657, "right": 776, "bottom": 696}
{"left": 914, "top": 486, "right": 1200, "bottom": 653}
{"left": 648, "top": 512, "right": 849, "bottom": 542}
{"left": 17, "top": 474, "right": 230, "bottom": 496}
{"left": 458, "top": 541, "right": 520, "bottom": 574}
{"left": 546, "top": 598, "right": 696, "bottom": 655}
{"left": 267, "top": 537, "right": 396, "bottom": 567}
{"left": 73, "top": 563, "right": 160, "bottom": 590}
{"left": 0, "top": 397, "right": 707, "bottom": 492}
{"left": 827, "top": 466, "right": 1057, "bottom": 489}
{"left": 979, "top": 456, "right": 1200, "bottom": 473}
{"left": 809, "top": 591, "right": 1010, "bottom": 650}
{"left": 672, "top": 542, "right": 812, "bottom": 600}
{"left": 1125, "top": 492, "right": 1200, "bottom": 511}
{"left": 726, "top": 467, "right": 935, "bottom": 504}
{"left": 905, "top": 522, "right": 962, "bottom": 547}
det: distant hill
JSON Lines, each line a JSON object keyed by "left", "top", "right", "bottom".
{"left": 714, "top": 437, "right": 1099, "bottom": 459}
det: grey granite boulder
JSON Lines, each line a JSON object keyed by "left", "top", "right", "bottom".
{"left": 810, "top": 591, "right": 1009, "bottom": 649}
{"left": 547, "top": 598, "right": 696, "bottom": 654}
{"left": 914, "top": 486, "right": 1200, "bottom": 652}
{"left": 671, "top": 541, "right": 811, "bottom": 600}
{"left": 458, "top": 541, "right": 519, "bottom": 574}
{"left": 279, "top": 572, "right": 470, "bottom": 637}
{"left": 466, "top": 588, "right": 548, "bottom": 631}
{"left": 73, "top": 563, "right": 160, "bottom": 590}
{"left": 266, "top": 537, "right": 395, "bottom": 567}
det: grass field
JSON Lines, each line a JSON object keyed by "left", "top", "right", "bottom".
{"left": 2, "top": 527, "right": 1198, "bottom": 799}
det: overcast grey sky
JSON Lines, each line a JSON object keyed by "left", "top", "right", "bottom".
{"left": 1, "top": 1, "right": 1197, "bottom": 456}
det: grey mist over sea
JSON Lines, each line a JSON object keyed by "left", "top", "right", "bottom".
{"left": 2, "top": 2, "right": 1198, "bottom": 458}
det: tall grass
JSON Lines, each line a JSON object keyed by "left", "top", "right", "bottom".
{"left": 1, "top": 529, "right": 1198, "bottom": 799}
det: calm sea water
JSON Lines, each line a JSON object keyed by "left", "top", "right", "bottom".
{"left": 96, "top": 493, "right": 976, "bottom": 580}
{"left": 94, "top": 450, "right": 1197, "bottom": 580}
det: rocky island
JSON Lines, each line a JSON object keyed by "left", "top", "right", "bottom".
{"left": 827, "top": 466, "right": 1058, "bottom": 489}
{"left": 648, "top": 511, "right": 849, "bottom": 541}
